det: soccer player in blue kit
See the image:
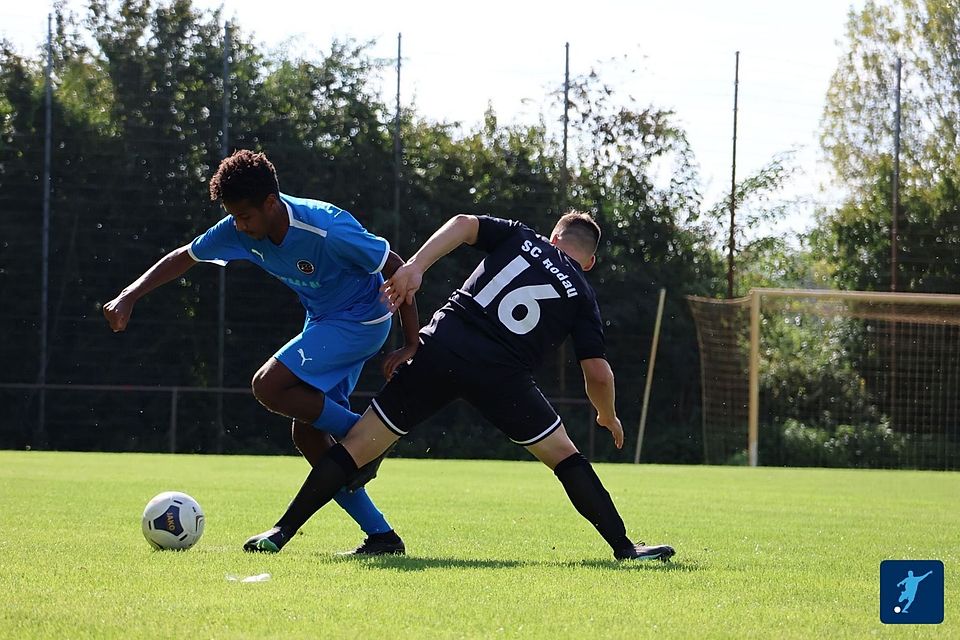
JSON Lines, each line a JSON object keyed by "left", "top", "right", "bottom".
{"left": 103, "top": 150, "right": 417, "bottom": 555}
{"left": 244, "top": 212, "right": 676, "bottom": 561}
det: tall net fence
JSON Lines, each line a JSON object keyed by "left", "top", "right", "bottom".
{"left": 687, "top": 296, "right": 750, "bottom": 465}
{"left": 689, "top": 290, "right": 960, "bottom": 470}
{"left": 2, "top": 10, "right": 688, "bottom": 462}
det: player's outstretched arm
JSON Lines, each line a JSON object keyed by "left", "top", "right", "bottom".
{"left": 103, "top": 244, "right": 197, "bottom": 332}
{"left": 381, "top": 214, "right": 479, "bottom": 311}
{"left": 380, "top": 251, "right": 421, "bottom": 379}
{"left": 580, "top": 357, "right": 624, "bottom": 449}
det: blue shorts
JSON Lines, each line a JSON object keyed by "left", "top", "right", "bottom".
{"left": 275, "top": 316, "right": 392, "bottom": 408}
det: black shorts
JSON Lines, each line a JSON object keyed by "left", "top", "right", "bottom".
{"left": 371, "top": 338, "right": 562, "bottom": 445}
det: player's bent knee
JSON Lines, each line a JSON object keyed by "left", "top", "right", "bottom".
{"left": 250, "top": 365, "right": 273, "bottom": 404}
{"left": 251, "top": 364, "right": 291, "bottom": 412}
{"left": 526, "top": 425, "right": 579, "bottom": 470}
{"left": 342, "top": 408, "right": 401, "bottom": 467}
{"left": 292, "top": 419, "right": 335, "bottom": 467}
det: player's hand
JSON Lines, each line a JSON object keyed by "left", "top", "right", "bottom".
{"left": 380, "top": 263, "right": 423, "bottom": 312}
{"left": 597, "top": 414, "right": 624, "bottom": 449}
{"left": 103, "top": 294, "right": 135, "bottom": 332}
{"left": 381, "top": 343, "right": 418, "bottom": 380}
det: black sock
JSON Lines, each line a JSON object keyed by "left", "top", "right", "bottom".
{"left": 553, "top": 453, "right": 632, "bottom": 552}
{"left": 369, "top": 530, "right": 401, "bottom": 543}
{"left": 275, "top": 443, "right": 358, "bottom": 534}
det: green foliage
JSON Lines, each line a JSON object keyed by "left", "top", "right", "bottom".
{"left": 760, "top": 312, "right": 878, "bottom": 427}
{"left": 0, "top": 0, "right": 750, "bottom": 461}
{"left": 760, "top": 418, "right": 907, "bottom": 468}
{"left": 817, "top": 0, "right": 960, "bottom": 292}
{"left": 735, "top": 237, "right": 821, "bottom": 293}
{"left": 706, "top": 151, "right": 800, "bottom": 268}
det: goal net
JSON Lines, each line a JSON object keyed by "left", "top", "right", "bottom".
{"left": 688, "top": 289, "right": 960, "bottom": 470}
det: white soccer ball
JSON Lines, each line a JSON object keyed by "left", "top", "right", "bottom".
{"left": 141, "top": 491, "right": 205, "bottom": 550}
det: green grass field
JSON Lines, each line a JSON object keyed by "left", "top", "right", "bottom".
{"left": 1, "top": 451, "right": 957, "bottom": 639}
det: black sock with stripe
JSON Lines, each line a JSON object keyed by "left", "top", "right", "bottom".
{"left": 275, "top": 443, "right": 359, "bottom": 533}
{"left": 553, "top": 452, "right": 632, "bottom": 553}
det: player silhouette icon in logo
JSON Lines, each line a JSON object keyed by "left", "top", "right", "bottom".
{"left": 896, "top": 570, "right": 933, "bottom": 613}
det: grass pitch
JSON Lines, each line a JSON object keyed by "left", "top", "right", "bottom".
{"left": 1, "top": 451, "right": 957, "bottom": 639}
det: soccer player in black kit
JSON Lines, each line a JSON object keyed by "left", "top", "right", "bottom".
{"left": 245, "top": 212, "right": 676, "bottom": 561}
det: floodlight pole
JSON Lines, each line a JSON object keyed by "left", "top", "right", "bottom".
{"left": 389, "top": 32, "right": 402, "bottom": 351}
{"left": 215, "top": 21, "right": 231, "bottom": 453}
{"left": 561, "top": 42, "right": 569, "bottom": 213}
{"left": 890, "top": 57, "right": 902, "bottom": 433}
{"left": 891, "top": 57, "right": 901, "bottom": 292}
{"left": 38, "top": 14, "right": 53, "bottom": 449}
{"left": 727, "top": 51, "right": 740, "bottom": 299}
{"left": 559, "top": 43, "right": 571, "bottom": 395}
{"left": 393, "top": 33, "right": 402, "bottom": 254}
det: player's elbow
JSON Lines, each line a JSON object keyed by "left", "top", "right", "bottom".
{"left": 581, "top": 358, "right": 614, "bottom": 387}
{"left": 382, "top": 250, "right": 405, "bottom": 276}
{"left": 587, "top": 370, "right": 615, "bottom": 391}
{"left": 451, "top": 214, "right": 480, "bottom": 244}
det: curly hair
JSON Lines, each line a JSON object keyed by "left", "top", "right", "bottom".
{"left": 553, "top": 211, "right": 601, "bottom": 254}
{"left": 209, "top": 149, "right": 280, "bottom": 204}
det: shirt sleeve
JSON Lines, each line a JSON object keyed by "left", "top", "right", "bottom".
{"left": 571, "top": 295, "right": 606, "bottom": 361}
{"left": 325, "top": 212, "right": 391, "bottom": 274}
{"left": 473, "top": 215, "right": 524, "bottom": 253}
{"left": 188, "top": 215, "right": 248, "bottom": 266}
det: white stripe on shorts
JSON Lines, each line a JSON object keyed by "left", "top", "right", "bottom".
{"left": 371, "top": 398, "right": 408, "bottom": 436}
{"left": 510, "top": 415, "right": 562, "bottom": 446}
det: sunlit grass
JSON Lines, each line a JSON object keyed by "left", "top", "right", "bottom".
{"left": 0, "top": 451, "right": 957, "bottom": 638}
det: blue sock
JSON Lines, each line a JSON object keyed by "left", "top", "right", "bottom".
{"left": 333, "top": 487, "right": 392, "bottom": 535}
{"left": 314, "top": 398, "right": 360, "bottom": 438}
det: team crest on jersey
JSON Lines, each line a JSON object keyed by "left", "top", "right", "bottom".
{"left": 297, "top": 260, "right": 315, "bottom": 275}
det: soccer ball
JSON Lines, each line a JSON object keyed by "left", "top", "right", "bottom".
{"left": 141, "top": 491, "right": 205, "bottom": 550}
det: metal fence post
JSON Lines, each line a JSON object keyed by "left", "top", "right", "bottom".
{"left": 169, "top": 388, "right": 179, "bottom": 453}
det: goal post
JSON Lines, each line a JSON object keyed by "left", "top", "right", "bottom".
{"left": 689, "top": 288, "right": 960, "bottom": 470}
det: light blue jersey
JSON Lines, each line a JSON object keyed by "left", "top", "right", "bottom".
{"left": 188, "top": 193, "right": 392, "bottom": 325}
{"left": 189, "top": 193, "right": 397, "bottom": 537}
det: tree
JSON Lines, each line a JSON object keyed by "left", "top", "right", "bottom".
{"left": 1, "top": 0, "right": 749, "bottom": 462}
{"left": 818, "top": 0, "right": 960, "bottom": 293}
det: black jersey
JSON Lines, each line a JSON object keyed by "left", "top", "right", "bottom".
{"left": 420, "top": 216, "right": 605, "bottom": 369}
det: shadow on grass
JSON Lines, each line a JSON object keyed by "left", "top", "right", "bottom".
{"left": 323, "top": 554, "right": 700, "bottom": 573}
